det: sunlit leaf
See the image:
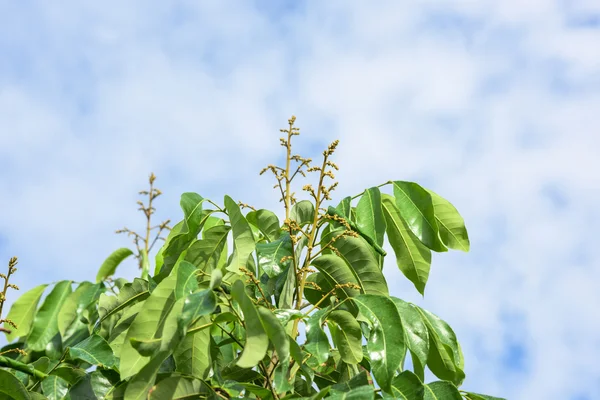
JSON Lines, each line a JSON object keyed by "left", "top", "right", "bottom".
{"left": 149, "top": 375, "right": 203, "bottom": 399}
{"left": 427, "top": 190, "right": 470, "bottom": 252}
{"left": 0, "top": 368, "right": 30, "bottom": 400}
{"left": 391, "top": 370, "right": 424, "bottom": 400}
{"left": 392, "top": 181, "right": 447, "bottom": 252}
{"left": 305, "top": 308, "right": 331, "bottom": 364}
{"left": 257, "top": 306, "right": 291, "bottom": 393}
{"left": 174, "top": 316, "right": 211, "bottom": 379}
{"left": 231, "top": 280, "right": 268, "bottom": 368}
{"left": 247, "top": 209, "right": 281, "bottom": 241}
{"left": 463, "top": 392, "right": 506, "bottom": 400}
{"left": 291, "top": 200, "right": 315, "bottom": 227}
{"left": 382, "top": 194, "right": 431, "bottom": 295}
{"left": 69, "top": 334, "right": 117, "bottom": 367}
{"left": 27, "top": 280, "right": 73, "bottom": 352}
{"left": 175, "top": 261, "right": 199, "bottom": 300}
{"left": 392, "top": 297, "right": 428, "bottom": 380}
{"left": 3, "top": 284, "right": 47, "bottom": 342}
{"left": 326, "top": 310, "right": 363, "bottom": 364}
{"left": 96, "top": 248, "right": 134, "bottom": 283}
{"left": 257, "top": 233, "right": 293, "bottom": 278}
{"left": 356, "top": 187, "right": 386, "bottom": 248}
{"left": 352, "top": 294, "right": 405, "bottom": 392}
{"left": 185, "top": 225, "right": 231, "bottom": 273}
{"left": 224, "top": 195, "right": 256, "bottom": 274}
{"left": 98, "top": 278, "right": 149, "bottom": 323}
{"left": 41, "top": 375, "right": 69, "bottom": 400}
{"left": 329, "top": 386, "right": 375, "bottom": 399}
{"left": 424, "top": 381, "right": 462, "bottom": 400}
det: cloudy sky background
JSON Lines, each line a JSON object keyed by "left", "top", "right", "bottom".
{"left": 1, "top": 1, "right": 599, "bottom": 398}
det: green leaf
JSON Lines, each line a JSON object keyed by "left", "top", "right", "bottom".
{"left": 291, "top": 200, "right": 315, "bottom": 226}
{"left": 310, "top": 255, "right": 360, "bottom": 302}
{"left": 427, "top": 190, "right": 470, "bottom": 252}
{"left": 392, "top": 181, "right": 447, "bottom": 252}
{"left": 305, "top": 308, "right": 331, "bottom": 364}
{"left": 155, "top": 220, "right": 184, "bottom": 274}
{"left": 27, "top": 280, "right": 73, "bottom": 351}
{"left": 185, "top": 225, "right": 231, "bottom": 273}
{"left": 96, "top": 248, "right": 134, "bottom": 283}
{"left": 247, "top": 209, "right": 281, "bottom": 241}
{"left": 329, "top": 386, "right": 375, "bottom": 399}
{"left": 3, "top": 284, "right": 47, "bottom": 342}
{"left": 303, "top": 272, "right": 334, "bottom": 308}
{"left": 391, "top": 370, "right": 424, "bottom": 400}
{"left": 352, "top": 294, "right": 405, "bottom": 392}
{"left": 256, "top": 233, "right": 293, "bottom": 278}
{"left": 58, "top": 281, "right": 94, "bottom": 337}
{"left": 356, "top": 187, "right": 386, "bottom": 247}
{"left": 129, "top": 337, "right": 161, "bottom": 357}
{"left": 175, "top": 261, "right": 199, "bottom": 300}
{"left": 326, "top": 310, "right": 363, "bottom": 364}
{"left": 424, "top": 381, "right": 462, "bottom": 400}
{"left": 230, "top": 280, "right": 268, "bottom": 368}
{"left": 391, "top": 298, "right": 429, "bottom": 380}
{"left": 210, "top": 268, "right": 223, "bottom": 290}
{"left": 336, "top": 196, "right": 352, "bottom": 219}
{"left": 41, "top": 375, "right": 69, "bottom": 400}
{"left": 330, "top": 370, "right": 369, "bottom": 391}
{"left": 330, "top": 235, "right": 389, "bottom": 296}
{"left": 416, "top": 307, "right": 465, "bottom": 386}
{"left": 278, "top": 262, "right": 296, "bottom": 309}
{"left": 98, "top": 278, "right": 149, "bottom": 323}
{"left": 69, "top": 334, "right": 117, "bottom": 367}
{"left": 174, "top": 316, "right": 211, "bottom": 379}
{"left": 163, "top": 193, "right": 207, "bottom": 271}
{"left": 149, "top": 375, "right": 203, "bottom": 399}
{"left": 224, "top": 195, "right": 256, "bottom": 274}
{"left": 180, "top": 289, "right": 217, "bottom": 329}
{"left": 119, "top": 273, "right": 179, "bottom": 379}
{"left": 140, "top": 249, "right": 150, "bottom": 280}
{"left": 67, "top": 370, "right": 123, "bottom": 400}
{"left": 382, "top": 194, "right": 432, "bottom": 295}
{"left": 463, "top": 392, "right": 506, "bottom": 400}
{"left": 257, "top": 306, "right": 291, "bottom": 393}
{"left": 0, "top": 369, "right": 30, "bottom": 400}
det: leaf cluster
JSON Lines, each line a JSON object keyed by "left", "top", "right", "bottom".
{"left": 0, "top": 117, "right": 502, "bottom": 400}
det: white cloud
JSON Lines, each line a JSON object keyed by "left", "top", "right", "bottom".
{"left": 1, "top": 1, "right": 599, "bottom": 398}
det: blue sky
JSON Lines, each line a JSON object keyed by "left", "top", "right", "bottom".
{"left": 1, "top": 1, "right": 599, "bottom": 398}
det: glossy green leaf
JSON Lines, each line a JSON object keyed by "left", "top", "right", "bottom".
{"left": 140, "top": 249, "right": 149, "bottom": 280}
{"left": 209, "top": 268, "right": 223, "bottom": 290}
{"left": 463, "top": 392, "right": 506, "bottom": 400}
{"left": 257, "top": 233, "right": 293, "bottom": 278}
{"left": 336, "top": 196, "right": 352, "bottom": 219}
{"left": 3, "top": 284, "right": 47, "bottom": 342}
{"left": 326, "top": 310, "right": 363, "bottom": 364}
{"left": 155, "top": 220, "right": 184, "bottom": 274}
{"left": 247, "top": 209, "right": 281, "bottom": 241}
{"left": 329, "top": 386, "right": 375, "bottom": 399}
{"left": 257, "top": 306, "right": 292, "bottom": 393}
{"left": 69, "top": 334, "right": 117, "bottom": 368}
{"left": 96, "top": 248, "right": 134, "bottom": 283}
{"left": 416, "top": 307, "right": 465, "bottom": 386}
{"left": 392, "top": 181, "right": 447, "bottom": 252}
{"left": 427, "top": 190, "right": 470, "bottom": 252}
{"left": 231, "top": 280, "right": 268, "bottom": 368}
{"left": 304, "top": 271, "right": 334, "bottom": 307}
{"left": 310, "top": 255, "right": 360, "bottom": 302}
{"left": 382, "top": 194, "right": 432, "bottom": 295}
{"left": 149, "top": 375, "right": 203, "bottom": 399}
{"left": 42, "top": 375, "right": 69, "bottom": 400}
{"left": 180, "top": 289, "right": 217, "bottom": 329}
{"left": 0, "top": 368, "right": 29, "bottom": 400}
{"left": 50, "top": 364, "right": 86, "bottom": 386}
{"left": 66, "top": 370, "right": 118, "bottom": 400}
{"left": 391, "top": 370, "right": 424, "bottom": 400}
{"left": 278, "top": 263, "right": 297, "bottom": 309}
{"left": 356, "top": 187, "right": 386, "bottom": 247}
{"left": 163, "top": 193, "right": 207, "bottom": 271}
{"left": 129, "top": 337, "right": 161, "bottom": 357}
{"left": 98, "top": 278, "right": 149, "bottom": 323}
{"left": 305, "top": 308, "right": 331, "bottom": 364}
{"left": 392, "top": 298, "right": 429, "bottom": 380}
{"left": 185, "top": 225, "right": 231, "bottom": 273}
{"left": 291, "top": 200, "right": 315, "bottom": 227}
{"left": 119, "top": 273, "right": 178, "bottom": 379}
{"left": 424, "top": 381, "right": 462, "bottom": 400}
{"left": 174, "top": 316, "right": 211, "bottom": 379}
{"left": 27, "top": 280, "right": 72, "bottom": 351}
{"left": 330, "top": 235, "right": 388, "bottom": 296}
{"left": 175, "top": 261, "right": 199, "bottom": 300}
{"left": 58, "top": 282, "right": 94, "bottom": 336}
{"left": 353, "top": 294, "right": 405, "bottom": 392}
{"left": 224, "top": 195, "right": 256, "bottom": 274}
